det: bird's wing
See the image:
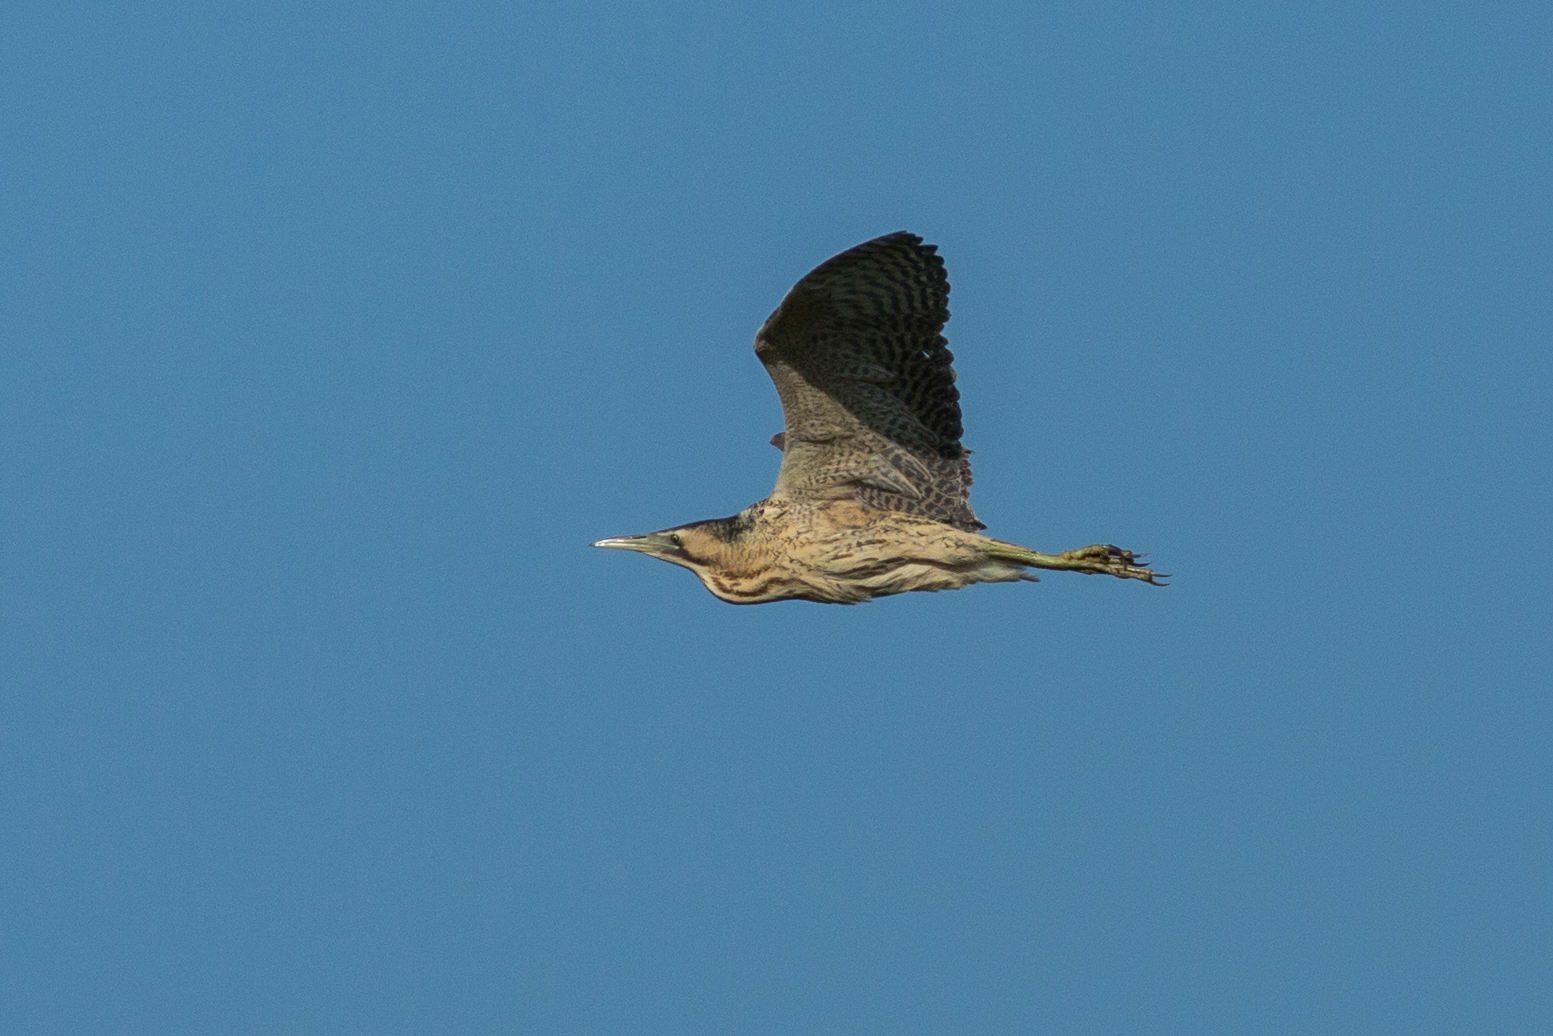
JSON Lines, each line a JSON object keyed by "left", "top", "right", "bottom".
{"left": 755, "top": 232, "right": 983, "bottom": 530}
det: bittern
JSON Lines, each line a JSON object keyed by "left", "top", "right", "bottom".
{"left": 594, "top": 232, "right": 1165, "bottom": 604}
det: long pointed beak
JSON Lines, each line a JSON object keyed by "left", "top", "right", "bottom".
{"left": 591, "top": 534, "right": 664, "bottom": 553}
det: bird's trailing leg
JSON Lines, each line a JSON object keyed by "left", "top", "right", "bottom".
{"left": 984, "top": 541, "right": 1167, "bottom": 585}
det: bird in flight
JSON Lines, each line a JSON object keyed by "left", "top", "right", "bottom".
{"left": 593, "top": 232, "right": 1165, "bottom": 604}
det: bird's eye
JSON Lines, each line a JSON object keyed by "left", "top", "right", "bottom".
{"left": 669, "top": 534, "right": 683, "bottom": 547}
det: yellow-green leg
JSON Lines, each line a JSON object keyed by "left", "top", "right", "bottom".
{"left": 984, "top": 540, "right": 1167, "bottom": 585}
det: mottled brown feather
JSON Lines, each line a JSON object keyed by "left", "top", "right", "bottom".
{"left": 755, "top": 232, "right": 983, "bottom": 531}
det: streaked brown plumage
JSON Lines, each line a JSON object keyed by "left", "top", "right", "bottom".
{"left": 593, "top": 232, "right": 1165, "bottom": 604}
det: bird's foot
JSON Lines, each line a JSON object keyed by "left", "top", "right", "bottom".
{"left": 1054, "top": 544, "right": 1167, "bottom": 584}
{"left": 986, "top": 539, "right": 1168, "bottom": 585}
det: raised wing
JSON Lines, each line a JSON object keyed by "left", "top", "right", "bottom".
{"left": 755, "top": 232, "right": 982, "bottom": 530}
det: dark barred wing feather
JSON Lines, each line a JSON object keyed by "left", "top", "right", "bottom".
{"left": 755, "top": 232, "right": 982, "bottom": 530}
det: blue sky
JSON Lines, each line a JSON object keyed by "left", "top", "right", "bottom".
{"left": 3, "top": 1, "right": 1550, "bottom": 1033}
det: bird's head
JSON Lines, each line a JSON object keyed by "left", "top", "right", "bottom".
{"left": 592, "top": 508, "right": 786, "bottom": 603}
{"left": 590, "top": 522, "right": 729, "bottom": 572}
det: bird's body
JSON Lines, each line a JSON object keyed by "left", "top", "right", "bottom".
{"left": 594, "top": 232, "right": 1164, "bottom": 604}
{"left": 608, "top": 498, "right": 1028, "bottom": 605}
